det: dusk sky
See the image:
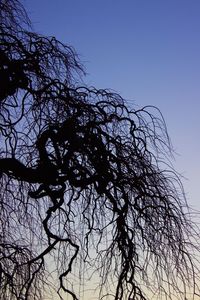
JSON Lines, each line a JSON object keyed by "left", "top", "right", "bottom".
{"left": 25, "top": 0, "right": 200, "bottom": 211}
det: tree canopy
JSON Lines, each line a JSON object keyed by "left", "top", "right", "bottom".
{"left": 0, "top": 1, "right": 200, "bottom": 299}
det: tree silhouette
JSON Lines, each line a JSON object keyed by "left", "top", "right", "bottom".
{"left": 0, "top": 1, "right": 200, "bottom": 300}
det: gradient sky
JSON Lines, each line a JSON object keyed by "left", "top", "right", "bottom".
{"left": 22, "top": 1, "right": 200, "bottom": 299}
{"left": 25, "top": 0, "right": 200, "bottom": 209}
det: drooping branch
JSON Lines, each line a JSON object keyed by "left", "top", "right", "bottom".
{"left": 0, "top": 1, "right": 200, "bottom": 300}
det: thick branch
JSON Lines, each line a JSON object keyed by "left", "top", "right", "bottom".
{"left": 0, "top": 158, "right": 57, "bottom": 183}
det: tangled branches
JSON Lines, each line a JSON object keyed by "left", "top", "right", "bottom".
{"left": 0, "top": 1, "right": 200, "bottom": 299}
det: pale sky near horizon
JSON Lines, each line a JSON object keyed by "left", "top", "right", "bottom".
{"left": 24, "top": 1, "right": 200, "bottom": 299}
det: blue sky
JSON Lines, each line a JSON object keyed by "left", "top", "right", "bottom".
{"left": 25, "top": 0, "right": 200, "bottom": 210}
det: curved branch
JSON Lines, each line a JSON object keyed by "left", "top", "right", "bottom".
{"left": 0, "top": 158, "right": 57, "bottom": 184}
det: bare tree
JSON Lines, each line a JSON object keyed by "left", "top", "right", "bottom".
{"left": 0, "top": 1, "right": 199, "bottom": 299}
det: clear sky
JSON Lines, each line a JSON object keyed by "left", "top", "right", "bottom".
{"left": 24, "top": 0, "right": 200, "bottom": 210}
{"left": 23, "top": 1, "right": 200, "bottom": 299}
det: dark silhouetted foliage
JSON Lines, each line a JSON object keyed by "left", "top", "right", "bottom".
{"left": 0, "top": 1, "right": 200, "bottom": 300}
